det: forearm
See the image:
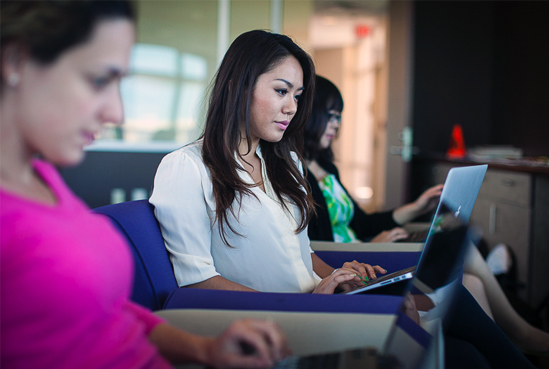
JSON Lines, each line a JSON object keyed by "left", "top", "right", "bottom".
{"left": 393, "top": 184, "right": 443, "bottom": 225}
{"left": 392, "top": 203, "right": 419, "bottom": 225}
{"left": 311, "top": 253, "right": 335, "bottom": 278}
{"left": 187, "top": 275, "right": 257, "bottom": 292}
{"left": 148, "top": 323, "right": 214, "bottom": 365}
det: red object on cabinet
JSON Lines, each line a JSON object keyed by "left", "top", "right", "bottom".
{"left": 447, "top": 124, "right": 466, "bottom": 158}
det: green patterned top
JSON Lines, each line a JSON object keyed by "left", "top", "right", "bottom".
{"left": 318, "top": 174, "right": 358, "bottom": 242}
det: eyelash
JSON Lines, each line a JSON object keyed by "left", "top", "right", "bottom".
{"left": 275, "top": 89, "right": 302, "bottom": 102}
{"left": 91, "top": 76, "right": 111, "bottom": 90}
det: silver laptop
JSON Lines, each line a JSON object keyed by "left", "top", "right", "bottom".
{"left": 272, "top": 205, "right": 473, "bottom": 369}
{"left": 342, "top": 164, "right": 487, "bottom": 295}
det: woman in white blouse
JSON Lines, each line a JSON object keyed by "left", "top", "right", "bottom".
{"left": 150, "top": 30, "right": 385, "bottom": 294}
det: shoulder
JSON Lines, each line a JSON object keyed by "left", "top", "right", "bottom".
{"left": 157, "top": 140, "right": 208, "bottom": 177}
{"left": 162, "top": 140, "right": 203, "bottom": 164}
{"left": 152, "top": 140, "right": 212, "bottom": 200}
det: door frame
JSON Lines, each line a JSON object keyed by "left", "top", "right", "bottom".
{"left": 381, "top": 0, "right": 416, "bottom": 210}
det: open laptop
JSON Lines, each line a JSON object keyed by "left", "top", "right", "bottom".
{"left": 398, "top": 164, "right": 488, "bottom": 242}
{"left": 272, "top": 204, "right": 474, "bottom": 369}
{"left": 341, "top": 164, "right": 487, "bottom": 295}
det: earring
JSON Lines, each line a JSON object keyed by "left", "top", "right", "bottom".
{"left": 7, "top": 73, "right": 20, "bottom": 87}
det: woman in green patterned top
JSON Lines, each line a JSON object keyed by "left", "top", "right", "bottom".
{"left": 304, "top": 75, "right": 442, "bottom": 243}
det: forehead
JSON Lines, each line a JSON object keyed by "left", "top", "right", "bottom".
{"left": 55, "top": 19, "right": 134, "bottom": 70}
{"left": 259, "top": 56, "right": 303, "bottom": 85}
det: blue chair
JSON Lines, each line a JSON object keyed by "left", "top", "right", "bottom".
{"left": 92, "top": 200, "right": 418, "bottom": 313}
{"left": 93, "top": 200, "right": 178, "bottom": 311}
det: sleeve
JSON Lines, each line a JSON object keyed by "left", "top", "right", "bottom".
{"left": 149, "top": 150, "right": 220, "bottom": 287}
{"left": 350, "top": 203, "right": 399, "bottom": 241}
{"left": 124, "top": 300, "right": 166, "bottom": 335}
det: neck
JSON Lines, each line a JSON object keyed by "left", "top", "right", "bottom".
{"left": 0, "top": 100, "right": 39, "bottom": 189}
{"left": 238, "top": 137, "right": 260, "bottom": 161}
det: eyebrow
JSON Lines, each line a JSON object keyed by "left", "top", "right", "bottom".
{"left": 276, "top": 78, "right": 305, "bottom": 91}
{"left": 105, "top": 66, "right": 130, "bottom": 78}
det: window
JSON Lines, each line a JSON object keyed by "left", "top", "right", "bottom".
{"left": 99, "top": 44, "right": 208, "bottom": 145}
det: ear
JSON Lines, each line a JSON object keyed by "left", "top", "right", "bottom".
{"left": 1, "top": 43, "right": 29, "bottom": 85}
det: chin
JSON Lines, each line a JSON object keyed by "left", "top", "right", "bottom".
{"left": 263, "top": 133, "right": 285, "bottom": 143}
{"left": 53, "top": 152, "right": 86, "bottom": 167}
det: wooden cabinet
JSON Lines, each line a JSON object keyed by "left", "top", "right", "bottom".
{"left": 418, "top": 160, "right": 549, "bottom": 306}
{"left": 471, "top": 170, "right": 532, "bottom": 300}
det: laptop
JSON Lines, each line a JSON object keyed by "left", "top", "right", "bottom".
{"left": 341, "top": 165, "right": 487, "bottom": 295}
{"left": 272, "top": 204, "right": 474, "bottom": 369}
{"left": 399, "top": 164, "right": 488, "bottom": 242}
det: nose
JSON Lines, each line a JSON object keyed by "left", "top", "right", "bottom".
{"left": 99, "top": 85, "right": 125, "bottom": 126}
{"left": 327, "top": 119, "right": 340, "bottom": 133}
{"left": 282, "top": 96, "right": 298, "bottom": 116}
{"left": 328, "top": 114, "right": 341, "bottom": 129}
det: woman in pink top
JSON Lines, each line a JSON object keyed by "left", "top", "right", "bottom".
{"left": 0, "top": 1, "right": 289, "bottom": 368}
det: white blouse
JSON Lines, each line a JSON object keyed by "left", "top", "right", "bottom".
{"left": 149, "top": 140, "right": 320, "bottom": 293}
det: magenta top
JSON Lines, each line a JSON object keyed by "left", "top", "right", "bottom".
{"left": 1, "top": 160, "right": 172, "bottom": 369}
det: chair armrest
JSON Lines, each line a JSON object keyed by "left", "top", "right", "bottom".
{"left": 163, "top": 288, "right": 403, "bottom": 314}
{"left": 310, "top": 242, "right": 423, "bottom": 274}
{"left": 156, "top": 308, "right": 397, "bottom": 357}
{"left": 310, "top": 241, "right": 423, "bottom": 252}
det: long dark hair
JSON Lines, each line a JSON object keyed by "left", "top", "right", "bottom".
{"left": 202, "top": 30, "right": 315, "bottom": 246}
{"left": 1, "top": 0, "right": 135, "bottom": 87}
{"left": 303, "top": 75, "right": 344, "bottom": 162}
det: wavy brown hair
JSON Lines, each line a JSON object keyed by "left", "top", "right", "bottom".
{"left": 202, "top": 30, "right": 315, "bottom": 246}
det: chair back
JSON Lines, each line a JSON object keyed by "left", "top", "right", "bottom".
{"left": 93, "top": 200, "right": 177, "bottom": 310}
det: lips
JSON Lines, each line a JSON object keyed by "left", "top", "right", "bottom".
{"left": 82, "top": 131, "right": 96, "bottom": 145}
{"left": 275, "top": 121, "right": 290, "bottom": 131}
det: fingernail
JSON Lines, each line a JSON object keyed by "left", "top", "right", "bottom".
{"left": 350, "top": 273, "right": 357, "bottom": 277}
{"left": 364, "top": 276, "right": 369, "bottom": 282}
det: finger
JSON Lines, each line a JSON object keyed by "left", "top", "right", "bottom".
{"left": 337, "top": 266, "right": 359, "bottom": 274}
{"left": 363, "top": 264, "right": 376, "bottom": 279}
{"left": 334, "top": 273, "right": 360, "bottom": 287}
{"left": 314, "top": 272, "right": 357, "bottom": 294}
{"left": 373, "top": 265, "right": 387, "bottom": 274}
{"left": 331, "top": 268, "right": 358, "bottom": 279}
{"left": 227, "top": 321, "right": 275, "bottom": 366}
{"left": 389, "top": 228, "right": 408, "bottom": 241}
{"left": 390, "top": 232, "right": 409, "bottom": 242}
{"left": 370, "top": 231, "right": 392, "bottom": 243}
{"left": 339, "top": 283, "right": 353, "bottom": 291}
{"left": 344, "top": 260, "right": 367, "bottom": 277}
{"left": 245, "top": 319, "right": 289, "bottom": 361}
